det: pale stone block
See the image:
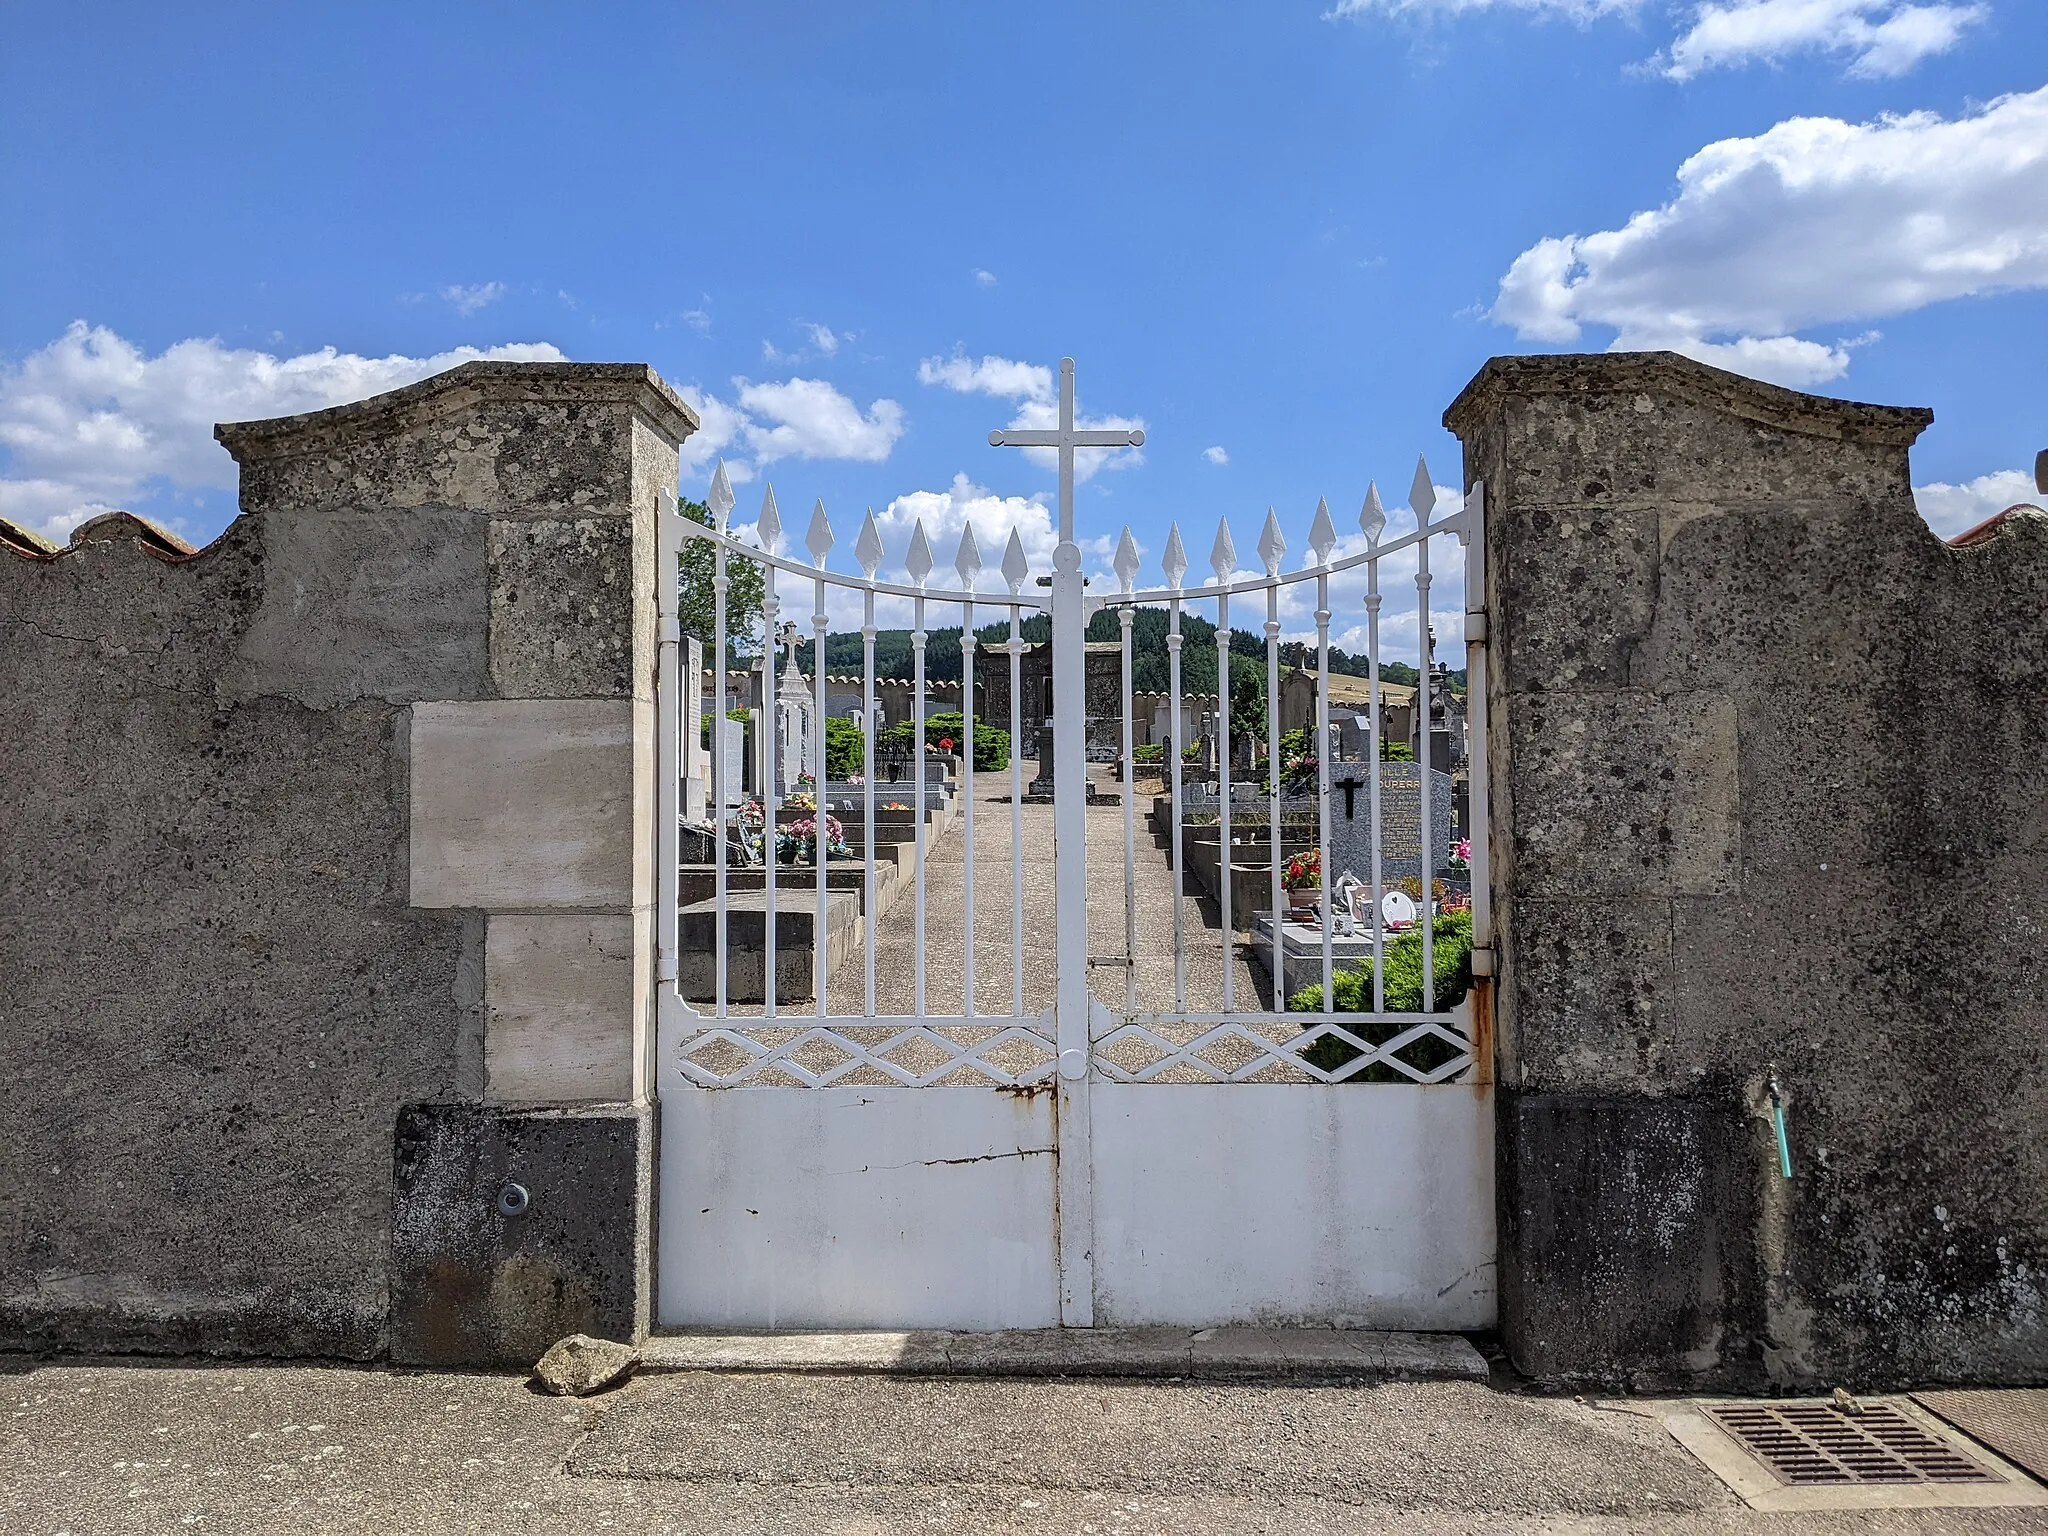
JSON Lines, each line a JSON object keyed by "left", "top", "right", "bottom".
{"left": 486, "top": 914, "right": 636, "bottom": 1101}
{"left": 410, "top": 700, "right": 635, "bottom": 908}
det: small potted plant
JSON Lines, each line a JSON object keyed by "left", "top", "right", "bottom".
{"left": 1282, "top": 847, "right": 1322, "bottom": 917}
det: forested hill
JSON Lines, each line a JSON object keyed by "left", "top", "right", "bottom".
{"left": 796, "top": 607, "right": 1451, "bottom": 693}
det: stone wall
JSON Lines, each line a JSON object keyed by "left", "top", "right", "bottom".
{"left": 1449, "top": 352, "right": 2048, "bottom": 1391}
{"left": 0, "top": 362, "right": 692, "bottom": 1362}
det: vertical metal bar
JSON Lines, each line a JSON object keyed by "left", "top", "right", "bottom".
{"left": 961, "top": 597, "right": 977, "bottom": 1018}
{"left": 1417, "top": 524, "right": 1434, "bottom": 1014}
{"left": 1215, "top": 592, "right": 1233, "bottom": 1012}
{"left": 912, "top": 594, "right": 928, "bottom": 1019}
{"left": 713, "top": 535, "right": 730, "bottom": 1018}
{"left": 1367, "top": 554, "right": 1384, "bottom": 1015}
{"left": 1462, "top": 482, "right": 1493, "bottom": 1078}
{"left": 1009, "top": 602, "right": 1025, "bottom": 1017}
{"left": 1168, "top": 594, "right": 1186, "bottom": 1011}
{"left": 1048, "top": 437, "right": 1094, "bottom": 1326}
{"left": 656, "top": 496, "right": 681, "bottom": 1030}
{"left": 863, "top": 587, "right": 878, "bottom": 1019}
{"left": 1265, "top": 581, "right": 1283, "bottom": 1009}
{"left": 1316, "top": 567, "right": 1334, "bottom": 1016}
{"left": 813, "top": 573, "right": 829, "bottom": 1018}
{"left": 762, "top": 566, "right": 780, "bottom": 1019}
{"left": 1119, "top": 603, "right": 1137, "bottom": 1014}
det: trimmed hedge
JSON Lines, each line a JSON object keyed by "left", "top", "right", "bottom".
{"left": 877, "top": 710, "right": 1009, "bottom": 772}
{"left": 1288, "top": 911, "right": 1474, "bottom": 1081}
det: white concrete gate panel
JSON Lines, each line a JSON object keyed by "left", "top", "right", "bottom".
{"left": 654, "top": 360, "right": 1495, "bottom": 1331}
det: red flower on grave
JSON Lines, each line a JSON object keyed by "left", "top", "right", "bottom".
{"left": 938, "top": 736, "right": 955, "bottom": 752}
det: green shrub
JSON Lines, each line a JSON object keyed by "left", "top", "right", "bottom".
{"left": 877, "top": 710, "right": 1009, "bottom": 772}
{"left": 824, "top": 717, "right": 864, "bottom": 780}
{"left": 1133, "top": 743, "right": 1165, "bottom": 765}
{"left": 1288, "top": 911, "right": 1473, "bottom": 1080}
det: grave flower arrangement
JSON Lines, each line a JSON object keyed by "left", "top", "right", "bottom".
{"left": 1280, "top": 750, "right": 1319, "bottom": 795}
{"left": 733, "top": 798, "right": 768, "bottom": 864}
{"left": 776, "top": 813, "right": 848, "bottom": 864}
{"left": 1282, "top": 847, "right": 1322, "bottom": 892}
{"left": 1448, "top": 837, "right": 1471, "bottom": 870}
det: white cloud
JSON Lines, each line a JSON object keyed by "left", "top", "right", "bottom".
{"left": 764, "top": 322, "right": 855, "bottom": 365}
{"left": 974, "top": 269, "right": 999, "bottom": 287}
{"left": 682, "top": 308, "right": 712, "bottom": 333}
{"left": 878, "top": 473, "right": 1059, "bottom": 579}
{"left": 0, "top": 322, "right": 566, "bottom": 540}
{"left": 1204, "top": 445, "right": 1230, "bottom": 466}
{"left": 916, "top": 351, "right": 1145, "bottom": 483}
{"left": 1326, "top": 0, "right": 1639, "bottom": 17}
{"left": 441, "top": 282, "right": 508, "bottom": 316}
{"left": 674, "top": 385, "right": 753, "bottom": 483}
{"left": 1331, "top": 0, "right": 1977, "bottom": 80}
{"left": 1491, "top": 87, "right": 2048, "bottom": 387}
{"left": 737, "top": 378, "right": 905, "bottom": 465}
{"left": 675, "top": 375, "right": 908, "bottom": 491}
{"left": 1913, "top": 469, "right": 2042, "bottom": 539}
{"left": 917, "top": 352, "right": 1053, "bottom": 402}
{"left": 1665, "top": 0, "right": 1985, "bottom": 81}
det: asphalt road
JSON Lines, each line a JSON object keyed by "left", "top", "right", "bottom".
{"left": 6, "top": 1359, "right": 2045, "bottom": 1535}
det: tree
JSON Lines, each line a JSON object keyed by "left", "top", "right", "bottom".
{"left": 1226, "top": 652, "right": 1267, "bottom": 742}
{"left": 678, "top": 496, "right": 765, "bottom": 661}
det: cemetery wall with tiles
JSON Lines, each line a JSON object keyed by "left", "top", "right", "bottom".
{"left": 0, "top": 362, "right": 692, "bottom": 1365}
{"left": 1450, "top": 351, "right": 2048, "bottom": 1393}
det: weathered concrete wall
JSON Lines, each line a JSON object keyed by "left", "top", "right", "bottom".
{"left": 1449, "top": 352, "right": 2048, "bottom": 1392}
{"left": 0, "top": 363, "right": 692, "bottom": 1360}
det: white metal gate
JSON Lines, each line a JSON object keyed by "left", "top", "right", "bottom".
{"left": 654, "top": 359, "right": 1494, "bottom": 1331}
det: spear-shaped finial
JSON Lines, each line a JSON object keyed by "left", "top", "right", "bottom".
{"left": 1257, "top": 507, "right": 1286, "bottom": 576}
{"left": 706, "top": 460, "right": 735, "bottom": 532}
{"left": 905, "top": 519, "right": 933, "bottom": 586}
{"left": 1360, "top": 482, "right": 1386, "bottom": 545}
{"left": 855, "top": 509, "right": 884, "bottom": 577}
{"left": 1002, "top": 529, "right": 1030, "bottom": 593}
{"left": 1409, "top": 457, "right": 1437, "bottom": 523}
{"left": 1308, "top": 496, "right": 1337, "bottom": 565}
{"left": 1162, "top": 523, "right": 1188, "bottom": 590}
{"left": 955, "top": 523, "right": 983, "bottom": 588}
{"left": 1209, "top": 517, "right": 1237, "bottom": 583}
{"left": 804, "top": 499, "right": 834, "bottom": 567}
{"left": 1114, "top": 528, "right": 1140, "bottom": 594}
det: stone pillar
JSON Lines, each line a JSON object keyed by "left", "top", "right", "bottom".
{"left": 220, "top": 361, "right": 696, "bottom": 1364}
{"left": 1447, "top": 351, "right": 2048, "bottom": 1393}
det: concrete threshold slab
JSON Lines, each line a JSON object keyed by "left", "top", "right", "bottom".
{"left": 641, "top": 1327, "right": 1487, "bottom": 1382}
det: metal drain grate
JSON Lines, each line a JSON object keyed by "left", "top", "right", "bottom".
{"left": 1706, "top": 1403, "right": 2004, "bottom": 1487}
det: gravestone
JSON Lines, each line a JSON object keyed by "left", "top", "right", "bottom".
{"left": 682, "top": 637, "right": 706, "bottom": 822}
{"left": 1335, "top": 713, "right": 1370, "bottom": 762}
{"left": 1325, "top": 762, "right": 1455, "bottom": 884}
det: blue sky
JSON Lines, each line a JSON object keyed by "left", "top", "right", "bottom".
{"left": 3, "top": 0, "right": 2044, "bottom": 648}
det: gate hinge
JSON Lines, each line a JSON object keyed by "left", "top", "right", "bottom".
{"left": 1469, "top": 945, "right": 1495, "bottom": 978}
{"left": 1465, "top": 609, "right": 1488, "bottom": 645}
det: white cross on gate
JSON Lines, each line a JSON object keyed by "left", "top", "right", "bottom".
{"left": 987, "top": 357, "right": 1144, "bottom": 546}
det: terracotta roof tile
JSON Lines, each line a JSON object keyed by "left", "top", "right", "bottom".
{"left": 2, "top": 510, "right": 198, "bottom": 563}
